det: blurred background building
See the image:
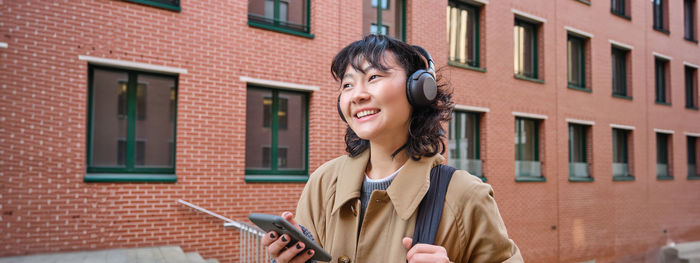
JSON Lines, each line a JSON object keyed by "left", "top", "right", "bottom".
{"left": 1, "top": 0, "right": 699, "bottom": 262}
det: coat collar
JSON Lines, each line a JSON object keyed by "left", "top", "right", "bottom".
{"left": 331, "top": 149, "right": 444, "bottom": 221}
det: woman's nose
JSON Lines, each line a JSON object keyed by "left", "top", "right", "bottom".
{"left": 350, "top": 83, "right": 370, "bottom": 104}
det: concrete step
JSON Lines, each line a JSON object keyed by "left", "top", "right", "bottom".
{"left": 0, "top": 246, "right": 217, "bottom": 263}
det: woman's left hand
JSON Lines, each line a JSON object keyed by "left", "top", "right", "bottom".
{"left": 402, "top": 237, "right": 450, "bottom": 263}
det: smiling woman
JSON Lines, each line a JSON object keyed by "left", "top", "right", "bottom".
{"left": 261, "top": 34, "right": 524, "bottom": 263}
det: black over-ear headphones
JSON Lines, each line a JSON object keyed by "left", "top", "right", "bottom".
{"left": 337, "top": 45, "right": 437, "bottom": 123}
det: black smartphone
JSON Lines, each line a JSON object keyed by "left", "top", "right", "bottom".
{"left": 249, "top": 213, "right": 332, "bottom": 262}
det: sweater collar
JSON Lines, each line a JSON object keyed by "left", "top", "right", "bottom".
{"left": 331, "top": 149, "right": 444, "bottom": 220}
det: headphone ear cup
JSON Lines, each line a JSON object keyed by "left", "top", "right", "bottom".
{"left": 337, "top": 95, "right": 346, "bottom": 123}
{"left": 406, "top": 70, "right": 438, "bottom": 107}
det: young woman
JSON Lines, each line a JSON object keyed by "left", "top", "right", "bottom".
{"left": 262, "top": 35, "right": 523, "bottom": 263}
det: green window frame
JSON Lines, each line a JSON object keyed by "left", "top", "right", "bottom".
{"left": 245, "top": 86, "right": 309, "bottom": 182}
{"left": 686, "top": 66, "right": 698, "bottom": 109}
{"left": 447, "top": 1, "right": 481, "bottom": 70}
{"left": 448, "top": 111, "right": 485, "bottom": 181}
{"left": 611, "top": 0, "right": 630, "bottom": 19}
{"left": 514, "top": 18, "right": 539, "bottom": 80}
{"left": 612, "top": 47, "right": 630, "bottom": 98}
{"left": 688, "top": 136, "right": 700, "bottom": 179}
{"left": 365, "top": 0, "right": 406, "bottom": 42}
{"left": 653, "top": 0, "right": 669, "bottom": 33}
{"left": 85, "top": 65, "right": 178, "bottom": 183}
{"left": 655, "top": 58, "right": 670, "bottom": 105}
{"left": 515, "top": 117, "right": 544, "bottom": 181}
{"left": 568, "top": 124, "right": 592, "bottom": 181}
{"left": 123, "top": 0, "right": 180, "bottom": 11}
{"left": 567, "top": 34, "right": 587, "bottom": 91}
{"left": 612, "top": 128, "right": 634, "bottom": 180}
{"left": 657, "top": 133, "right": 673, "bottom": 180}
{"left": 248, "top": 0, "right": 314, "bottom": 39}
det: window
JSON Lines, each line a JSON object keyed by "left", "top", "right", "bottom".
{"left": 447, "top": 1, "right": 481, "bottom": 68}
{"left": 655, "top": 57, "right": 670, "bottom": 104}
{"left": 123, "top": 0, "right": 180, "bottom": 11}
{"left": 611, "top": 0, "right": 630, "bottom": 18}
{"left": 567, "top": 34, "right": 588, "bottom": 90}
{"left": 686, "top": 65, "right": 698, "bottom": 109}
{"left": 245, "top": 87, "right": 308, "bottom": 181}
{"left": 448, "top": 111, "right": 484, "bottom": 181}
{"left": 653, "top": 0, "right": 669, "bottom": 32}
{"left": 612, "top": 128, "right": 634, "bottom": 179}
{"left": 248, "top": 0, "right": 312, "bottom": 38}
{"left": 685, "top": 0, "right": 697, "bottom": 41}
{"left": 515, "top": 117, "right": 543, "bottom": 180}
{"left": 363, "top": 0, "right": 406, "bottom": 41}
{"left": 657, "top": 133, "right": 673, "bottom": 179}
{"left": 612, "top": 46, "right": 630, "bottom": 98}
{"left": 569, "top": 124, "right": 592, "bottom": 180}
{"left": 688, "top": 136, "right": 699, "bottom": 178}
{"left": 87, "top": 66, "right": 177, "bottom": 177}
{"left": 514, "top": 18, "right": 540, "bottom": 80}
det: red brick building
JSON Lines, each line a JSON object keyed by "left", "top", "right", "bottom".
{"left": 1, "top": 0, "right": 699, "bottom": 262}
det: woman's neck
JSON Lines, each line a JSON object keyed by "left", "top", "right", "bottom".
{"left": 365, "top": 142, "right": 409, "bottom": 180}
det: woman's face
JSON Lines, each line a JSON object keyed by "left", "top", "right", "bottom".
{"left": 338, "top": 52, "right": 412, "bottom": 142}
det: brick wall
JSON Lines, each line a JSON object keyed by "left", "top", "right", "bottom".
{"left": 1, "top": 0, "right": 699, "bottom": 262}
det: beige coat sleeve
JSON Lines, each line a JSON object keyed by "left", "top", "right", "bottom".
{"left": 294, "top": 166, "right": 330, "bottom": 245}
{"left": 461, "top": 181, "right": 523, "bottom": 263}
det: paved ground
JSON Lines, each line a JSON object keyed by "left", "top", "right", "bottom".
{"left": 0, "top": 246, "right": 219, "bottom": 263}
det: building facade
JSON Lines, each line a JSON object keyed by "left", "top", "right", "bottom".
{"left": 1, "top": 0, "right": 699, "bottom": 262}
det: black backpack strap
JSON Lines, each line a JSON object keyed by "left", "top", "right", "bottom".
{"left": 412, "top": 164, "right": 456, "bottom": 247}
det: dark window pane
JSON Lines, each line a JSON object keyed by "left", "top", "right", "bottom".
{"left": 278, "top": 97, "right": 288, "bottom": 130}
{"left": 611, "top": 0, "right": 627, "bottom": 16}
{"left": 249, "top": 0, "right": 308, "bottom": 32}
{"left": 277, "top": 91, "right": 306, "bottom": 170}
{"left": 363, "top": 0, "right": 405, "bottom": 39}
{"left": 689, "top": 137, "right": 697, "bottom": 165}
{"left": 246, "top": 89, "right": 273, "bottom": 169}
{"left": 516, "top": 118, "right": 538, "bottom": 161}
{"left": 657, "top": 133, "right": 669, "bottom": 164}
{"left": 514, "top": 20, "right": 537, "bottom": 78}
{"left": 91, "top": 69, "right": 129, "bottom": 167}
{"left": 686, "top": 66, "right": 698, "bottom": 108}
{"left": 448, "top": 3, "right": 479, "bottom": 67}
{"left": 612, "top": 48, "right": 628, "bottom": 96}
{"left": 685, "top": 0, "right": 696, "bottom": 40}
{"left": 278, "top": 147, "right": 288, "bottom": 168}
{"left": 656, "top": 59, "right": 668, "bottom": 103}
{"left": 613, "top": 129, "right": 629, "bottom": 164}
{"left": 568, "top": 35, "right": 585, "bottom": 87}
{"left": 569, "top": 125, "right": 587, "bottom": 163}
{"left": 133, "top": 74, "right": 176, "bottom": 168}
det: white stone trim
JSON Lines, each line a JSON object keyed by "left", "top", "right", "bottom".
{"left": 78, "top": 55, "right": 187, "bottom": 74}
{"left": 683, "top": 61, "right": 699, "bottom": 68}
{"left": 652, "top": 52, "right": 672, "bottom": 61}
{"left": 472, "top": 0, "right": 489, "bottom": 4}
{"left": 0, "top": 42, "right": 7, "bottom": 48}
{"left": 609, "top": 40, "right": 634, "bottom": 50}
{"left": 512, "top": 111, "right": 548, "bottom": 120}
{"left": 685, "top": 132, "right": 700, "bottom": 137}
{"left": 512, "top": 9, "right": 547, "bottom": 23}
{"left": 564, "top": 26, "right": 594, "bottom": 39}
{"left": 566, "top": 118, "right": 595, "bottom": 126}
{"left": 454, "top": 104, "right": 490, "bottom": 113}
{"left": 610, "top": 124, "right": 636, "bottom": 130}
{"left": 240, "top": 76, "right": 320, "bottom": 92}
{"left": 654, "top": 128, "right": 674, "bottom": 134}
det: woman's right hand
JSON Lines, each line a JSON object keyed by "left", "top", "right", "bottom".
{"left": 261, "top": 211, "right": 315, "bottom": 263}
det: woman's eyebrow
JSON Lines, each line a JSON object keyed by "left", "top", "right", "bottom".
{"left": 341, "top": 72, "right": 355, "bottom": 82}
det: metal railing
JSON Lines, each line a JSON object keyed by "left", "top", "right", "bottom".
{"left": 177, "top": 199, "right": 270, "bottom": 263}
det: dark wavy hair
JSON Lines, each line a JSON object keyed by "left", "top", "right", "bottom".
{"left": 330, "top": 34, "right": 454, "bottom": 161}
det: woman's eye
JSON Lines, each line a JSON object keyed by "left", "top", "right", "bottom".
{"left": 342, "top": 83, "right": 352, "bottom": 89}
{"left": 368, "top": 75, "right": 381, "bottom": 81}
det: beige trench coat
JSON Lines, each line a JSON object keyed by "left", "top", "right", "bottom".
{"left": 295, "top": 150, "right": 524, "bottom": 263}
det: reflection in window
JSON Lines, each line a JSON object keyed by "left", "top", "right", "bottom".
{"left": 447, "top": 2, "right": 479, "bottom": 67}
{"left": 514, "top": 19, "right": 538, "bottom": 79}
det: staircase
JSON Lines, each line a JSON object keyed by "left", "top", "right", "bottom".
{"left": 0, "top": 246, "right": 220, "bottom": 263}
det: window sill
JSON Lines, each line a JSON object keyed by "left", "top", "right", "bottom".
{"left": 613, "top": 175, "right": 635, "bottom": 181}
{"left": 655, "top": 101, "right": 672, "bottom": 106}
{"left": 245, "top": 174, "right": 309, "bottom": 183}
{"left": 653, "top": 28, "right": 670, "bottom": 35}
{"left": 123, "top": 0, "right": 180, "bottom": 11}
{"left": 569, "top": 176, "right": 594, "bottom": 182}
{"left": 611, "top": 12, "right": 631, "bottom": 21}
{"left": 684, "top": 37, "right": 698, "bottom": 44}
{"left": 612, "top": 94, "right": 633, "bottom": 100}
{"left": 686, "top": 106, "right": 699, "bottom": 111}
{"left": 568, "top": 85, "right": 592, "bottom": 93}
{"left": 575, "top": 0, "right": 591, "bottom": 5}
{"left": 448, "top": 61, "right": 486, "bottom": 73}
{"left": 248, "top": 21, "right": 315, "bottom": 39}
{"left": 514, "top": 74, "right": 544, "bottom": 84}
{"left": 84, "top": 173, "right": 177, "bottom": 183}
{"left": 515, "top": 176, "right": 546, "bottom": 182}
{"left": 657, "top": 175, "right": 674, "bottom": 181}
{"left": 688, "top": 175, "right": 700, "bottom": 180}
